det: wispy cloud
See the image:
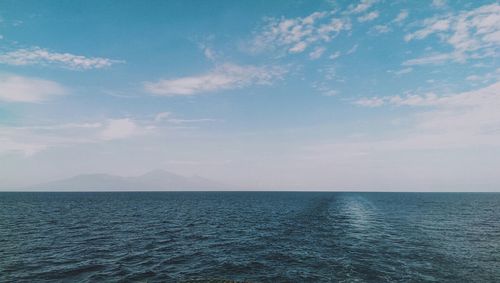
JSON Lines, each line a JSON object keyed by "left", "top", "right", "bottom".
{"left": 394, "top": 10, "right": 409, "bottom": 24}
{"left": 0, "top": 118, "right": 145, "bottom": 156}
{"left": 0, "top": 110, "right": 219, "bottom": 156}
{"left": 250, "top": 11, "right": 351, "bottom": 55}
{"left": 349, "top": 0, "right": 378, "bottom": 14}
{"left": 358, "top": 11, "right": 379, "bottom": 22}
{"left": 465, "top": 68, "right": 500, "bottom": 83}
{"left": 0, "top": 137, "right": 47, "bottom": 156}
{"left": 14, "top": 123, "right": 103, "bottom": 131}
{"left": 0, "top": 74, "right": 67, "bottom": 102}
{"left": 353, "top": 97, "right": 385, "bottom": 107}
{"left": 403, "top": 52, "right": 457, "bottom": 65}
{"left": 391, "top": 67, "right": 413, "bottom": 76}
{"left": 431, "top": 0, "right": 447, "bottom": 8}
{"left": 0, "top": 123, "right": 94, "bottom": 156}
{"left": 0, "top": 47, "right": 123, "bottom": 70}
{"left": 329, "top": 51, "right": 341, "bottom": 60}
{"left": 370, "top": 25, "right": 390, "bottom": 34}
{"left": 154, "top": 112, "right": 172, "bottom": 122}
{"left": 356, "top": 81, "right": 500, "bottom": 108}
{"left": 312, "top": 80, "right": 339, "bottom": 96}
{"left": 369, "top": 10, "right": 408, "bottom": 35}
{"left": 404, "top": 3, "right": 500, "bottom": 65}
{"left": 154, "top": 111, "right": 219, "bottom": 124}
{"left": 100, "top": 119, "right": 139, "bottom": 141}
{"left": 309, "top": 46, "right": 326, "bottom": 59}
{"left": 167, "top": 118, "right": 219, "bottom": 124}
{"left": 327, "top": 81, "right": 500, "bottom": 159}
{"left": 346, "top": 44, "right": 358, "bottom": 54}
{"left": 354, "top": 81, "right": 500, "bottom": 141}
{"left": 144, "top": 63, "right": 286, "bottom": 96}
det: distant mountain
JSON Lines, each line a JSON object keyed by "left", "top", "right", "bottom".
{"left": 30, "top": 170, "right": 226, "bottom": 190}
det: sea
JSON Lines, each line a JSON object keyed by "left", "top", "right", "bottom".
{"left": 0, "top": 192, "right": 499, "bottom": 282}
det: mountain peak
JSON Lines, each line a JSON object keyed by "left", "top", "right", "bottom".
{"left": 30, "top": 170, "right": 226, "bottom": 191}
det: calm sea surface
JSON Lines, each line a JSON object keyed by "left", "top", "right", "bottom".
{"left": 0, "top": 192, "right": 499, "bottom": 282}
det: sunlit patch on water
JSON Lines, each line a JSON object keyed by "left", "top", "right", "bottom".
{"left": 342, "top": 195, "right": 375, "bottom": 230}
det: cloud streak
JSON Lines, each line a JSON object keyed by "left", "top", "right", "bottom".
{"left": 354, "top": 82, "right": 500, "bottom": 148}
{"left": 100, "top": 119, "right": 139, "bottom": 141}
{"left": 349, "top": 0, "right": 378, "bottom": 14}
{"left": 0, "top": 111, "right": 221, "bottom": 156}
{"left": 250, "top": 11, "right": 351, "bottom": 55}
{"left": 358, "top": 11, "right": 379, "bottom": 22}
{"left": 309, "top": 82, "right": 500, "bottom": 172}
{"left": 404, "top": 3, "right": 500, "bottom": 65}
{"left": 0, "top": 74, "right": 67, "bottom": 102}
{"left": 0, "top": 47, "right": 123, "bottom": 70}
{"left": 144, "top": 63, "right": 286, "bottom": 96}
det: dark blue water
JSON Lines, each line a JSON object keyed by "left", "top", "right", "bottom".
{"left": 1, "top": 192, "right": 499, "bottom": 282}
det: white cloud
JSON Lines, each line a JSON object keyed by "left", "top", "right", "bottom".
{"left": 403, "top": 52, "right": 457, "bottom": 65}
{"left": 369, "top": 10, "right": 407, "bottom": 35}
{"left": 0, "top": 47, "right": 123, "bottom": 70}
{"left": 0, "top": 122, "right": 98, "bottom": 156}
{"left": 0, "top": 137, "right": 47, "bottom": 156}
{"left": 354, "top": 97, "right": 385, "bottom": 107}
{"left": 309, "top": 46, "right": 326, "bottom": 59}
{"left": 326, "top": 81, "right": 500, "bottom": 163}
{"left": 358, "top": 11, "right": 379, "bottom": 22}
{"left": 312, "top": 81, "right": 339, "bottom": 96}
{"left": 0, "top": 122, "right": 106, "bottom": 156}
{"left": 322, "top": 89, "right": 338, "bottom": 96}
{"left": 0, "top": 112, "right": 216, "bottom": 156}
{"left": 466, "top": 75, "right": 482, "bottom": 81}
{"left": 144, "top": 63, "right": 286, "bottom": 96}
{"left": 329, "top": 51, "right": 341, "bottom": 60}
{"left": 404, "top": 19, "right": 451, "bottom": 42}
{"left": 394, "top": 10, "right": 409, "bottom": 23}
{"left": 393, "top": 67, "right": 413, "bottom": 76}
{"left": 346, "top": 44, "right": 359, "bottom": 54}
{"left": 318, "top": 65, "right": 337, "bottom": 81}
{"left": 0, "top": 74, "right": 67, "bottom": 102}
{"left": 355, "top": 82, "right": 500, "bottom": 139}
{"left": 396, "top": 82, "right": 500, "bottom": 108}
{"left": 250, "top": 11, "right": 351, "bottom": 54}
{"left": 432, "top": 0, "right": 446, "bottom": 8}
{"left": 289, "top": 42, "right": 308, "bottom": 53}
{"left": 371, "top": 25, "right": 391, "bottom": 34}
{"left": 404, "top": 4, "right": 500, "bottom": 65}
{"left": 203, "top": 47, "right": 216, "bottom": 61}
{"left": 100, "top": 119, "right": 138, "bottom": 140}
{"left": 405, "top": 83, "right": 500, "bottom": 146}
{"left": 465, "top": 68, "right": 500, "bottom": 83}
{"left": 350, "top": 0, "right": 378, "bottom": 14}
{"left": 154, "top": 112, "right": 218, "bottom": 124}
{"left": 167, "top": 118, "right": 218, "bottom": 124}
{"left": 15, "top": 123, "right": 102, "bottom": 131}
{"left": 154, "top": 112, "right": 172, "bottom": 122}
{"left": 354, "top": 91, "right": 440, "bottom": 107}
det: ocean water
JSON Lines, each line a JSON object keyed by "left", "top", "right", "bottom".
{"left": 0, "top": 192, "right": 499, "bottom": 282}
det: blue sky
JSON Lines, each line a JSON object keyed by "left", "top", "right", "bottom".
{"left": 1, "top": 0, "right": 500, "bottom": 190}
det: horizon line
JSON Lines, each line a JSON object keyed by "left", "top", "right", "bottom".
{"left": 0, "top": 189, "right": 498, "bottom": 193}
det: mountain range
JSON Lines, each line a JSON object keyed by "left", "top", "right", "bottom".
{"left": 29, "top": 169, "right": 226, "bottom": 190}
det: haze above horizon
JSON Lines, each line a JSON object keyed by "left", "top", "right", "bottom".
{"left": 1, "top": 0, "right": 500, "bottom": 191}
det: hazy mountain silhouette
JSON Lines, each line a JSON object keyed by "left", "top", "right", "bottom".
{"left": 31, "top": 170, "right": 226, "bottom": 190}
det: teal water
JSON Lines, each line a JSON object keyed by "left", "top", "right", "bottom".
{"left": 1, "top": 192, "right": 499, "bottom": 282}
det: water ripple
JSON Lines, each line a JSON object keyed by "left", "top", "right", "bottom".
{"left": 0, "top": 192, "right": 499, "bottom": 282}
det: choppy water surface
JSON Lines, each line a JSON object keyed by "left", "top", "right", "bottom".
{"left": 1, "top": 192, "right": 499, "bottom": 282}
